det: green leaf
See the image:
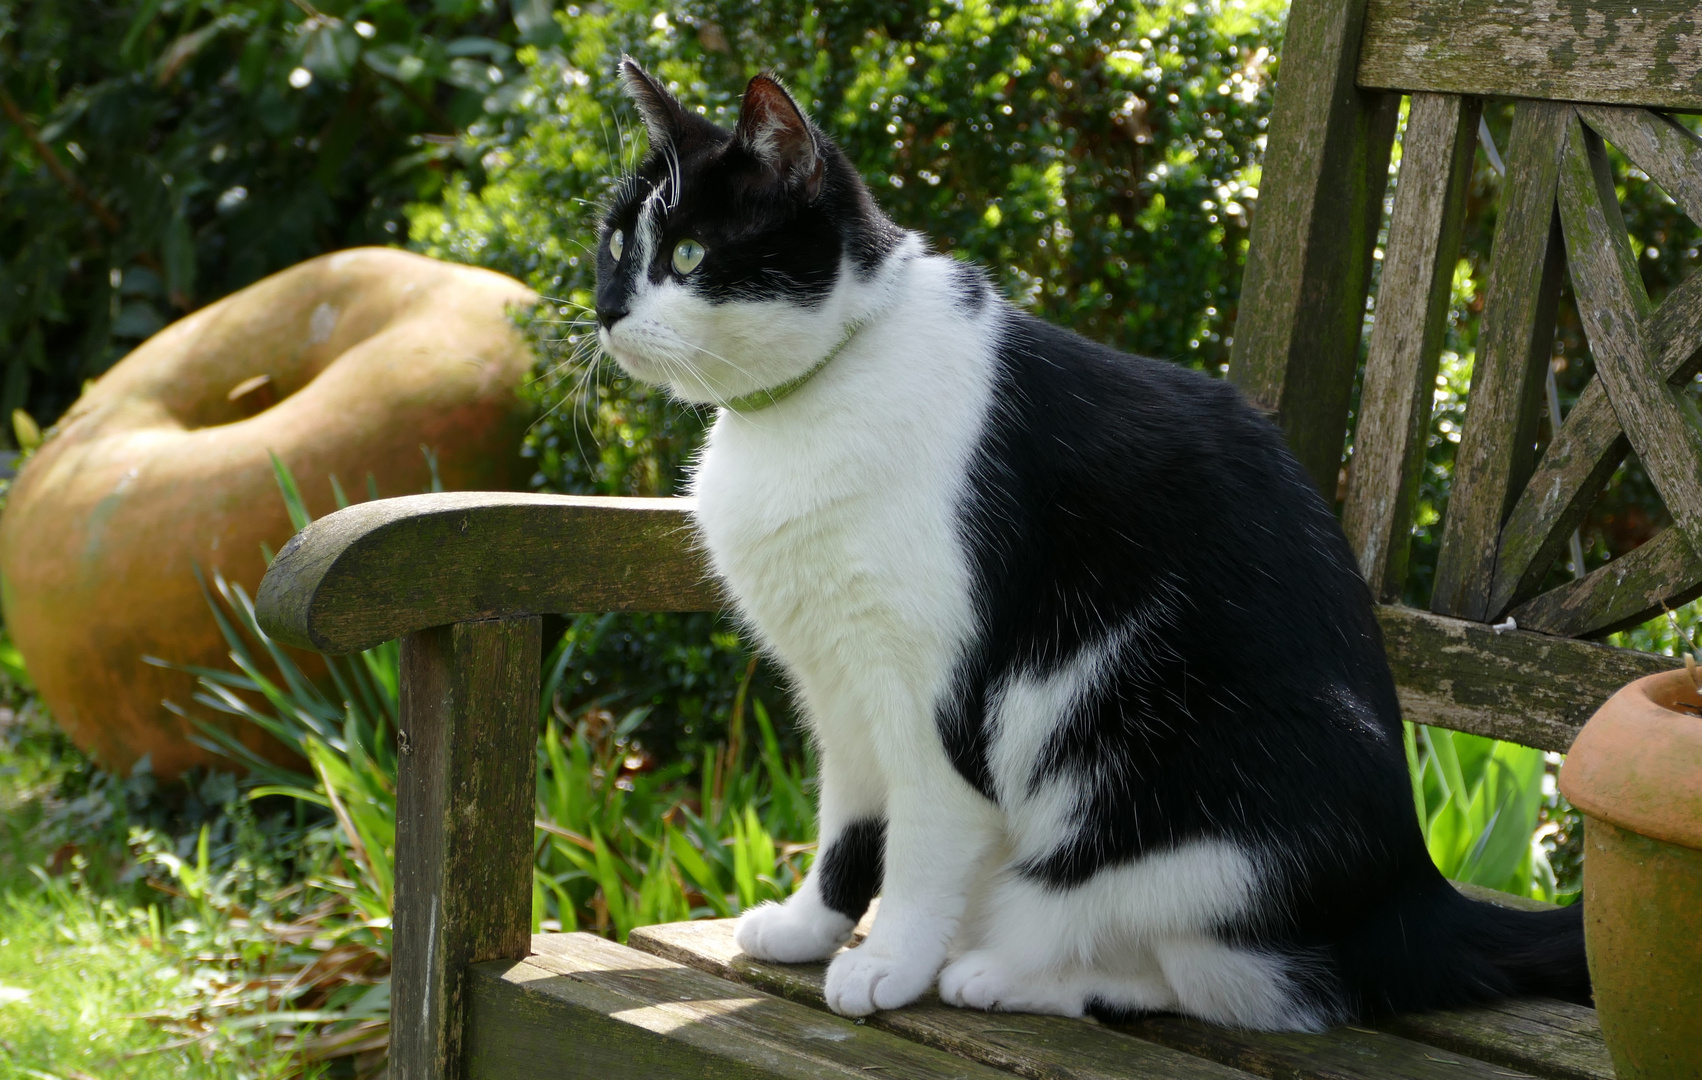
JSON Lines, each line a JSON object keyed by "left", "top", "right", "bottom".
{"left": 302, "top": 22, "right": 362, "bottom": 81}
{"left": 269, "top": 451, "right": 312, "bottom": 532}
{"left": 162, "top": 206, "right": 196, "bottom": 301}
{"left": 1402, "top": 720, "right": 1426, "bottom": 827}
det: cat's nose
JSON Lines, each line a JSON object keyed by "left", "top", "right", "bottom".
{"left": 597, "top": 306, "right": 628, "bottom": 330}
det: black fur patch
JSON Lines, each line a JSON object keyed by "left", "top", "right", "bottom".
{"left": 935, "top": 667, "right": 996, "bottom": 801}
{"left": 816, "top": 817, "right": 886, "bottom": 921}
{"left": 939, "top": 309, "right": 1589, "bottom": 1017}
{"left": 1083, "top": 995, "right": 1165, "bottom": 1025}
{"left": 948, "top": 259, "right": 989, "bottom": 313}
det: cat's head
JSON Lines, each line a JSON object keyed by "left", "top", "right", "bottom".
{"left": 595, "top": 59, "right": 902, "bottom": 406}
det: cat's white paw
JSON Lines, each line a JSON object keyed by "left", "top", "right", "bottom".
{"left": 824, "top": 943, "right": 936, "bottom": 1016}
{"left": 734, "top": 900, "right": 855, "bottom": 964}
{"left": 938, "top": 950, "right": 1083, "bottom": 1016}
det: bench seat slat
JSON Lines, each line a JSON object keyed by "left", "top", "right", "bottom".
{"left": 1376, "top": 1003, "right": 1614, "bottom": 1080}
{"left": 467, "top": 933, "right": 1020, "bottom": 1080}
{"left": 628, "top": 920, "right": 1259, "bottom": 1080}
{"left": 625, "top": 918, "right": 1606, "bottom": 1080}
{"left": 1112, "top": 1013, "right": 1546, "bottom": 1080}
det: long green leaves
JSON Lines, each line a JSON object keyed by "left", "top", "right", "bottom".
{"left": 529, "top": 679, "right": 814, "bottom": 940}
{"left": 1406, "top": 722, "right": 1559, "bottom": 901}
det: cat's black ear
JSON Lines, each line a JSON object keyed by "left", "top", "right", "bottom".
{"left": 619, "top": 57, "right": 688, "bottom": 151}
{"left": 735, "top": 74, "right": 823, "bottom": 201}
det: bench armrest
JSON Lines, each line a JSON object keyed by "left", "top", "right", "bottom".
{"left": 255, "top": 491, "right": 719, "bottom": 654}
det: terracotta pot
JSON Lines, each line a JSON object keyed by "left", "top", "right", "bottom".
{"left": 0, "top": 248, "right": 536, "bottom": 780}
{"left": 1559, "top": 668, "right": 1702, "bottom": 1080}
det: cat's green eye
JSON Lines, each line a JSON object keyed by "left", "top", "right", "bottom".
{"left": 672, "top": 238, "right": 705, "bottom": 275}
{"left": 608, "top": 230, "right": 624, "bottom": 261}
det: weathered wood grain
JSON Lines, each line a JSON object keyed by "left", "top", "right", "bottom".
{"left": 1112, "top": 1013, "right": 1541, "bottom": 1080}
{"left": 1229, "top": 0, "right": 1400, "bottom": 494}
{"left": 255, "top": 492, "right": 719, "bottom": 654}
{"left": 1576, "top": 105, "right": 1702, "bottom": 226}
{"left": 1377, "top": 998, "right": 1615, "bottom": 1080}
{"left": 631, "top": 919, "right": 1564, "bottom": 1080}
{"left": 393, "top": 617, "right": 541, "bottom": 1080}
{"left": 1374, "top": 603, "right": 1679, "bottom": 751}
{"left": 467, "top": 934, "right": 1018, "bottom": 1080}
{"left": 469, "top": 961, "right": 780, "bottom": 1080}
{"left": 1559, "top": 113, "right": 1702, "bottom": 559}
{"left": 1358, "top": 0, "right": 1702, "bottom": 112}
{"left": 1478, "top": 997, "right": 1606, "bottom": 1039}
{"left": 1346, "top": 92, "right": 1482, "bottom": 601}
{"left": 1487, "top": 380, "right": 1630, "bottom": 617}
{"left": 1511, "top": 526, "right": 1702, "bottom": 638}
{"left": 1431, "top": 101, "right": 1571, "bottom": 621}
{"left": 629, "top": 920, "right": 1257, "bottom": 1080}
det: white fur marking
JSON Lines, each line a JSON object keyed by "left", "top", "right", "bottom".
{"left": 988, "top": 626, "right": 1132, "bottom": 859}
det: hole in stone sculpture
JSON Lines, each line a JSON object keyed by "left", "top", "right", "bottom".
{"left": 226, "top": 374, "right": 277, "bottom": 417}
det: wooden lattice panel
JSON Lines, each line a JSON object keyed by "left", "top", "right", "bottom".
{"left": 1347, "top": 97, "right": 1702, "bottom": 641}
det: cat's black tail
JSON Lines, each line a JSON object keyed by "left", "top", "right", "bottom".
{"left": 1332, "top": 873, "right": 1591, "bottom": 1016}
{"left": 1473, "top": 899, "right": 1591, "bottom": 1004}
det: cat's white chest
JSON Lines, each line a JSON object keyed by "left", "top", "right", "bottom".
{"left": 689, "top": 295, "right": 995, "bottom": 713}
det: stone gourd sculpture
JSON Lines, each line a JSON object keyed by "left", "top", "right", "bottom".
{"left": 0, "top": 248, "right": 537, "bottom": 779}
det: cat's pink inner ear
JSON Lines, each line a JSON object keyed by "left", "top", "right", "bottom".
{"left": 736, "top": 75, "right": 822, "bottom": 199}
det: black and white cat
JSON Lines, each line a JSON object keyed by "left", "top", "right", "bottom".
{"left": 594, "top": 60, "right": 1589, "bottom": 1030}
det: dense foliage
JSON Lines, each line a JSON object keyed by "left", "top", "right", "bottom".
{"left": 0, "top": 0, "right": 554, "bottom": 436}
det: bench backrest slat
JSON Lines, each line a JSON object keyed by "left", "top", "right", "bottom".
{"left": 1224, "top": 0, "right": 1399, "bottom": 493}
{"left": 1358, "top": 0, "right": 1702, "bottom": 111}
{"left": 1430, "top": 100, "right": 1572, "bottom": 622}
{"left": 1343, "top": 92, "right": 1483, "bottom": 604}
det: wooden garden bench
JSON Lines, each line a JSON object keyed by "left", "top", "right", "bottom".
{"left": 257, "top": 0, "right": 1702, "bottom": 1075}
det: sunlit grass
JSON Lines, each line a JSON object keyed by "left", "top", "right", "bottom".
{"left": 0, "top": 870, "right": 318, "bottom": 1080}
